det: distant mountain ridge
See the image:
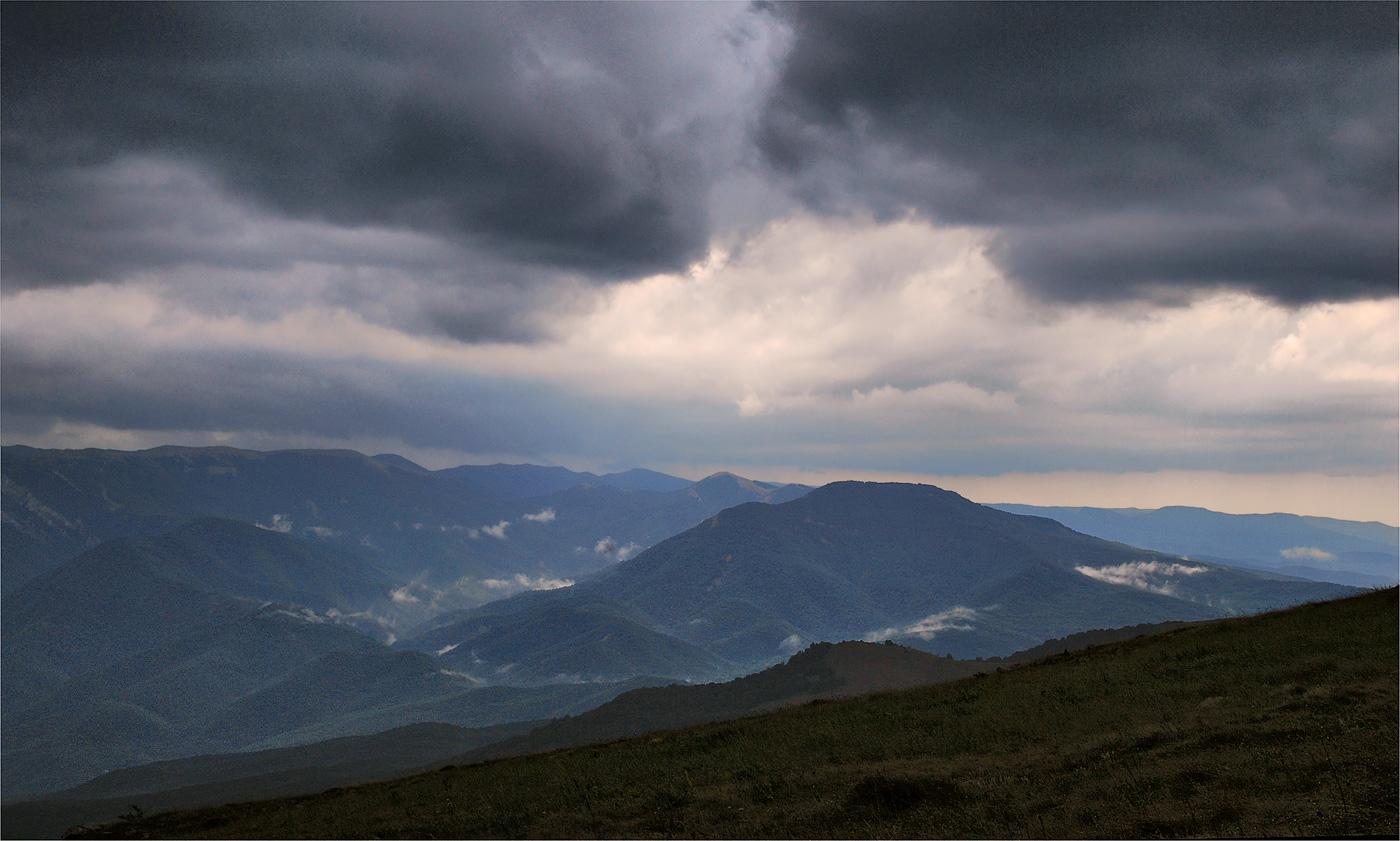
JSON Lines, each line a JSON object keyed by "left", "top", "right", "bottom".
{"left": 1, "top": 446, "right": 810, "bottom": 605}
{"left": 989, "top": 503, "right": 1399, "bottom": 588}
{"left": 0, "top": 445, "right": 505, "bottom": 593}
{"left": 434, "top": 462, "right": 695, "bottom": 498}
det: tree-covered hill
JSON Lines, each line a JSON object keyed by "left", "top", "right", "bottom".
{"left": 407, "top": 482, "right": 1355, "bottom": 679}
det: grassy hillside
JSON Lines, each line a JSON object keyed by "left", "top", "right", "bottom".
{"left": 0, "top": 722, "right": 540, "bottom": 841}
{"left": 71, "top": 589, "right": 1397, "bottom": 839}
{"left": 456, "top": 640, "right": 985, "bottom": 766}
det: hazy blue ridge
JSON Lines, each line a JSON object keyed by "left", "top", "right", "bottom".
{"left": 592, "top": 468, "right": 698, "bottom": 494}
{"left": 0, "top": 445, "right": 511, "bottom": 591}
{"left": 435, "top": 463, "right": 604, "bottom": 500}
{"left": 989, "top": 503, "right": 1399, "bottom": 586}
{"left": 484, "top": 471, "right": 815, "bottom": 572}
{"left": 1, "top": 447, "right": 809, "bottom": 603}
{"left": 434, "top": 463, "right": 697, "bottom": 500}
{"left": 370, "top": 453, "right": 432, "bottom": 474}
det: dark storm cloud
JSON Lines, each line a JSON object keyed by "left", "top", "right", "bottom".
{"left": 760, "top": 2, "right": 1398, "bottom": 304}
{"left": 1, "top": 2, "right": 732, "bottom": 289}
{"left": 0, "top": 338, "right": 590, "bottom": 455}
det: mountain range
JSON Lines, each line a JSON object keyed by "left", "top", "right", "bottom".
{"left": 432, "top": 461, "right": 695, "bottom": 498}
{"left": 0, "top": 445, "right": 1370, "bottom": 812}
{"left": 0, "top": 445, "right": 808, "bottom": 611}
{"left": 404, "top": 482, "right": 1353, "bottom": 680}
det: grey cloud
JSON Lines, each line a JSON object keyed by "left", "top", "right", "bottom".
{"left": 0, "top": 341, "right": 591, "bottom": 456}
{"left": 2, "top": 2, "right": 761, "bottom": 289}
{"left": 1, "top": 152, "right": 601, "bottom": 342}
{"left": 3, "top": 319, "right": 1393, "bottom": 477}
{"left": 759, "top": 2, "right": 1398, "bottom": 304}
{"left": 2, "top": 157, "right": 462, "bottom": 290}
{"left": 992, "top": 210, "right": 1399, "bottom": 305}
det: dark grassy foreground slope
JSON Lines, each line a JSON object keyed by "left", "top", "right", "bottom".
{"left": 73, "top": 589, "right": 1397, "bottom": 840}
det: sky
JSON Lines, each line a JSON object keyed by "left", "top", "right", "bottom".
{"left": 3, "top": 2, "right": 1397, "bottom": 524}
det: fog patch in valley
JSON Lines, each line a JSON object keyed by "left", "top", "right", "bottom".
{"left": 369, "top": 572, "right": 577, "bottom": 638}
{"left": 253, "top": 513, "right": 339, "bottom": 540}
{"left": 257, "top": 513, "right": 294, "bottom": 533}
{"left": 594, "top": 536, "right": 643, "bottom": 563}
{"left": 479, "top": 520, "right": 512, "bottom": 540}
{"left": 864, "top": 606, "right": 980, "bottom": 642}
{"left": 482, "top": 574, "right": 575, "bottom": 593}
{"left": 1075, "top": 560, "right": 1209, "bottom": 597}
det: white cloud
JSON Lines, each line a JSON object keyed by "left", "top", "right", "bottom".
{"left": 778, "top": 633, "right": 805, "bottom": 655}
{"left": 594, "top": 536, "right": 643, "bottom": 562}
{"left": 864, "top": 606, "right": 980, "bottom": 642}
{"left": 521, "top": 508, "right": 556, "bottom": 523}
{"left": 479, "top": 520, "right": 511, "bottom": 540}
{"left": 1280, "top": 546, "right": 1336, "bottom": 562}
{"left": 736, "top": 392, "right": 772, "bottom": 418}
{"left": 256, "top": 513, "right": 292, "bottom": 533}
{"left": 261, "top": 605, "right": 331, "bottom": 625}
{"left": 1075, "top": 560, "right": 1208, "bottom": 597}
{"left": 326, "top": 606, "right": 396, "bottom": 629}
{"left": 481, "top": 573, "right": 574, "bottom": 592}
